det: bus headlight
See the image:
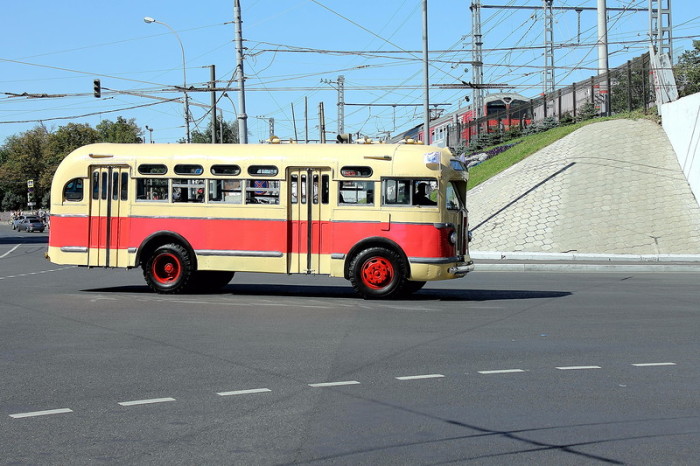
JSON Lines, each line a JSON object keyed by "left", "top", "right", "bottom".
{"left": 448, "top": 230, "right": 457, "bottom": 245}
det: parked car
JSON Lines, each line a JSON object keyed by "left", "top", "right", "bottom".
{"left": 16, "top": 216, "right": 45, "bottom": 233}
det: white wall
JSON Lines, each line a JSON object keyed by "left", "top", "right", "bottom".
{"left": 661, "top": 93, "right": 700, "bottom": 207}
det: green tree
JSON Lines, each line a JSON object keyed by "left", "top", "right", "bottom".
{"left": 187, "top": 118, "right": 239, "bottom": 144}
{"left": 675, "top": 40, "right": 700, "bottom": 97}
{"left": 40, "top": 123, "right": 100, "bottom": 196}
{"left": 0, "top": 126, "right": 49, "bottom": 207}
{"left": 96, "top": 116, "right": 143, "bottom": 143}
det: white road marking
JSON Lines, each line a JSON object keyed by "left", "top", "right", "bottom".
{"left": 395, "top": 374, "right": 445, "bottom": 380}
{"left": 556, "top": 366, "right": 602, "bottom": 370}
{"left": 478, "top": 369, "right": 526, "bottom": 375}
{"left": 217, "top": 388, "right": 271, "bottom": 396}
{"left": 308, "top": 381, "right": 360, "bottom": 388}
{"left": 118, "top": 397, "right": 176, "bottom": 407}
{"left": 10, "top": 408, "right": 73, "bottom": 419}
{"left": 0, "top": 244, "right": 21, "bottom": 259}
{"left": 632, "top": 362, "right": 677, "bottom": 367}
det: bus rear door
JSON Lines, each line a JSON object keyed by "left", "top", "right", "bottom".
{"left": 287, "top": 168, "right": 331, "bottom": 274}
{"left": 88, "top": 166, "right": 129, "bottom": 267}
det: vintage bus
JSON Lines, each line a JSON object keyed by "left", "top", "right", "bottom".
{"left": 47, "top": 142, "right": 474, "bottom": 299}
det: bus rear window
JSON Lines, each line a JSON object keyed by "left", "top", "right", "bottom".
{"left": 63, "top": 178, "right": 84, "bottom": 201}
{"left": 138, "top": 164, "right": 167, "bottom": 175}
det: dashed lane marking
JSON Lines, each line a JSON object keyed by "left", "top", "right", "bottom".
{"left": 395, "top": 374, "right": 445, "bottom": 381}
{"left": 217, "top": 388, "right": 271, "bottom": 396}
{"left": 308, "top": 381, "right": 361, "bottom": 388}
{"left": 118, "top": 397, "right": 176, "bottom": 407}
{"left": 10, "top": 408, "right": 73, "bottom": 419}
{"left": 556, "top": 366, "right": 602, "bottom": 370}
{"left": 632, "top": 362, "right": 677, "bottom": 367}
{"left": 478, "top": 369, "right": 526, "bottom": 375}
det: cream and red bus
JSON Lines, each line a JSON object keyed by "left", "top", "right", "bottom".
{"left": 47, "top": 142, "right": 473, "bottom": 299}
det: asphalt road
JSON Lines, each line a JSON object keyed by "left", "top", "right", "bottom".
{"left": 1, "top": 225, "right": 699, "bottom": 465}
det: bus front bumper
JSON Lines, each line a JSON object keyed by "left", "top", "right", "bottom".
{"left": 448, "top": 260, "right": 475, "bottom": 277}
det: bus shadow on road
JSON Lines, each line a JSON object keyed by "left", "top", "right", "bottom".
{"left": 84, "top": 284, "right": 572, "bottom": 302}
{"left": 0, "top": 235, "right": 48, "bottom": 245}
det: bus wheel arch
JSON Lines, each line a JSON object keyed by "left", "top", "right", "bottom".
{"left": 138, "top": 232, "right": 197, "bottom": 294}
{"left": 346, "top": 239, "right": 410, "bottom": 299}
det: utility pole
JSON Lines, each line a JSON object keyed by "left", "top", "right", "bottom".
{"left": 470, "top": 1, "right": 484, "bottom": 121}
{"left": 649, "top": 0, "right": 673, "bottom": 62}
{"left": 205, "top": 65, "right": 217, "bottom": 143}
{"left": 233, "top": 0, "right": 248, "bottom": 143}
{"left": 422, "top": 0, "right": 430, "bottom": 144}
{"left": 597, "top": 0, "right": 610, "bottom": 116}
{"left": 319, "top": 102, "right": 326, "bottom": 143}
{"left": 321, "top": 75, "right": 345, "bottom": 135}
{"left": 543, "top": 0, "right": 555, "bottom": 96}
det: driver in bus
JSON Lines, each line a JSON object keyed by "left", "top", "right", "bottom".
{"left": 414, "top": 182, "right": 436, "bottom": 206}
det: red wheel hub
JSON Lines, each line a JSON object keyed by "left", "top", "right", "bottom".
{"left": 152, "top": 253, "right": 181, "bottom": 284}
{"left": 360, "top": 256, "right": 394, "bottom": 289}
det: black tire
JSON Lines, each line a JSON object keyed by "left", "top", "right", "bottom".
{"left": 349, "top": 246, "right": 408, "bottom": 299}
{"left": 143, "top": 243, "right": 194, "bottom": 294}
{"left": 189, "top": 271, "right": 235, "bottom": 293}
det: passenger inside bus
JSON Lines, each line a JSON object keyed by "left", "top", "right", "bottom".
{"left": 413, "top": 182, "right": 436, "bottom": 206}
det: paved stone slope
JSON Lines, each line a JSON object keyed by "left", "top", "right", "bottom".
{"left": 467, "top": 119, "right": 700, "bottom": 255}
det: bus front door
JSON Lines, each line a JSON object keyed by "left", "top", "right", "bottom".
{"left": 88, "top": 166, "right": 129, "bottom": 267}
{"left": 287, "top": 168, "right": 331, "bottom": 274}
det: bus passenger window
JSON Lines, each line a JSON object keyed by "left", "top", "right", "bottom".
{"left": 246, "top": 180, "right": 280, "bottom": 204}
{"left": 208, "top": 179, "right": 242, "bottom": 204}
{"left": 172, "top": 179, "right": 205, "bottom": 203}
{"left": 136, "top": 178, "right": 168, "bottom": 201}
{"left": 63, "top": 178, "right": 84, "bottom": 202}
{"left": 338, "top": 181, "right": 374, "bottom": 205}
{"left": 120, "top": 172, "right": 128, "bottom": 200}
{"left": 382, "top": 179, "right": 411, "bottom": 205}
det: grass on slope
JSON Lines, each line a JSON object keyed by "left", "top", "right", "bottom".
{"left": 466, "top": 112, "right": 657, "bottom": 190}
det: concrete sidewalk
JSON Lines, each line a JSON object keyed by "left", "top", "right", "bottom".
{"left": 467, "top": 119, "right": 700, "bottom": 271}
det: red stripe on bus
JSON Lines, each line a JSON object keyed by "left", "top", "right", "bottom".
{"left": 49, "top": 216, "right": 456, "bottom": 258}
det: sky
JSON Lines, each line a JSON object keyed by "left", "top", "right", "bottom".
{"left": 1, "top": 0, "right": 698, "bottom": 145}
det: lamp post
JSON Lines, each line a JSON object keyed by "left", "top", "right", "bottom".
{"left": 144, "top": 16, "right": 191, "bottom": 143}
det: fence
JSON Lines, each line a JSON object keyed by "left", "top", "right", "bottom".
{"left": 449, "top": 52, "right": 656, "bottom": 151}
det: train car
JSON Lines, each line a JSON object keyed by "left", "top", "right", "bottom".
{"left": 392, "top": 93, "right": 531, "bottom": 148}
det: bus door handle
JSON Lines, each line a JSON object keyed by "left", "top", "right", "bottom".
{"left": 380, "top": 212, "right": 391, "bottom": 231}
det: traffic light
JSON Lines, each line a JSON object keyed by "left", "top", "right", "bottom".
{"left": 93, "top": 79, "right": 101, "bottom": 98}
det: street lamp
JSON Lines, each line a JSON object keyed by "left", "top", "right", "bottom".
{"left": 144, "top": 16, "right": 191, "bottom": 143}
{"left": 145, "top": 125, "right": 154, "bottom": 143}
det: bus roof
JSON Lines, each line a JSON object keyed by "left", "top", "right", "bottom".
{"left": 58, "top": 143, "right": 464, "bottom": 179}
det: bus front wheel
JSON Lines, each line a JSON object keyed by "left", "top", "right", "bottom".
{"left": 143, "top": 243, "right": 194, "bottom": 294}
{"left": 349, "top": 246, "right": 407, "bottom": 299}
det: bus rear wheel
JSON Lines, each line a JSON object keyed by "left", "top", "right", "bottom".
{"left": 143, "top": 243, "right": 194, "bottom": 294}
{"left": 349, "top": 246, "right": 407, "bottom": 299}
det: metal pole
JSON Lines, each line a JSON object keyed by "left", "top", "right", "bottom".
{"left": 208, "top": 65, "right": 216, "bottom": 143}
{"left": 598, "top": 0, "right": 610, "bottom": 116}
{"left": 337, "top": 75, "right": 345, "bottom": 135}
{"left": 234, "top": 0, "right": 248, "bottom": 143}
{"left": 422, "top": 0, "right": 430, "bottom": 144}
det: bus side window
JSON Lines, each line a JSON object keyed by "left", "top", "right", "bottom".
{"left": 63, "top": 178, "right": 84, "bottom": 202}
{"left": 136, "top": 178, "right": 168, "bottom": 201}
{"left": 382, "top": 179, "right": 411, "bottom": 205}
{"left": 338, "top": 181, "right": 374, "bottom": 205}
{"left": 208, "top": 179, "right": 242, "bottom": 204}
{"left": 246, "top": 180, "right": 280, "bottom": 204}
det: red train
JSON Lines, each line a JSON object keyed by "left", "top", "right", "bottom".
{"left": 392, "top": 92, "right": 531, "bottom": 148}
